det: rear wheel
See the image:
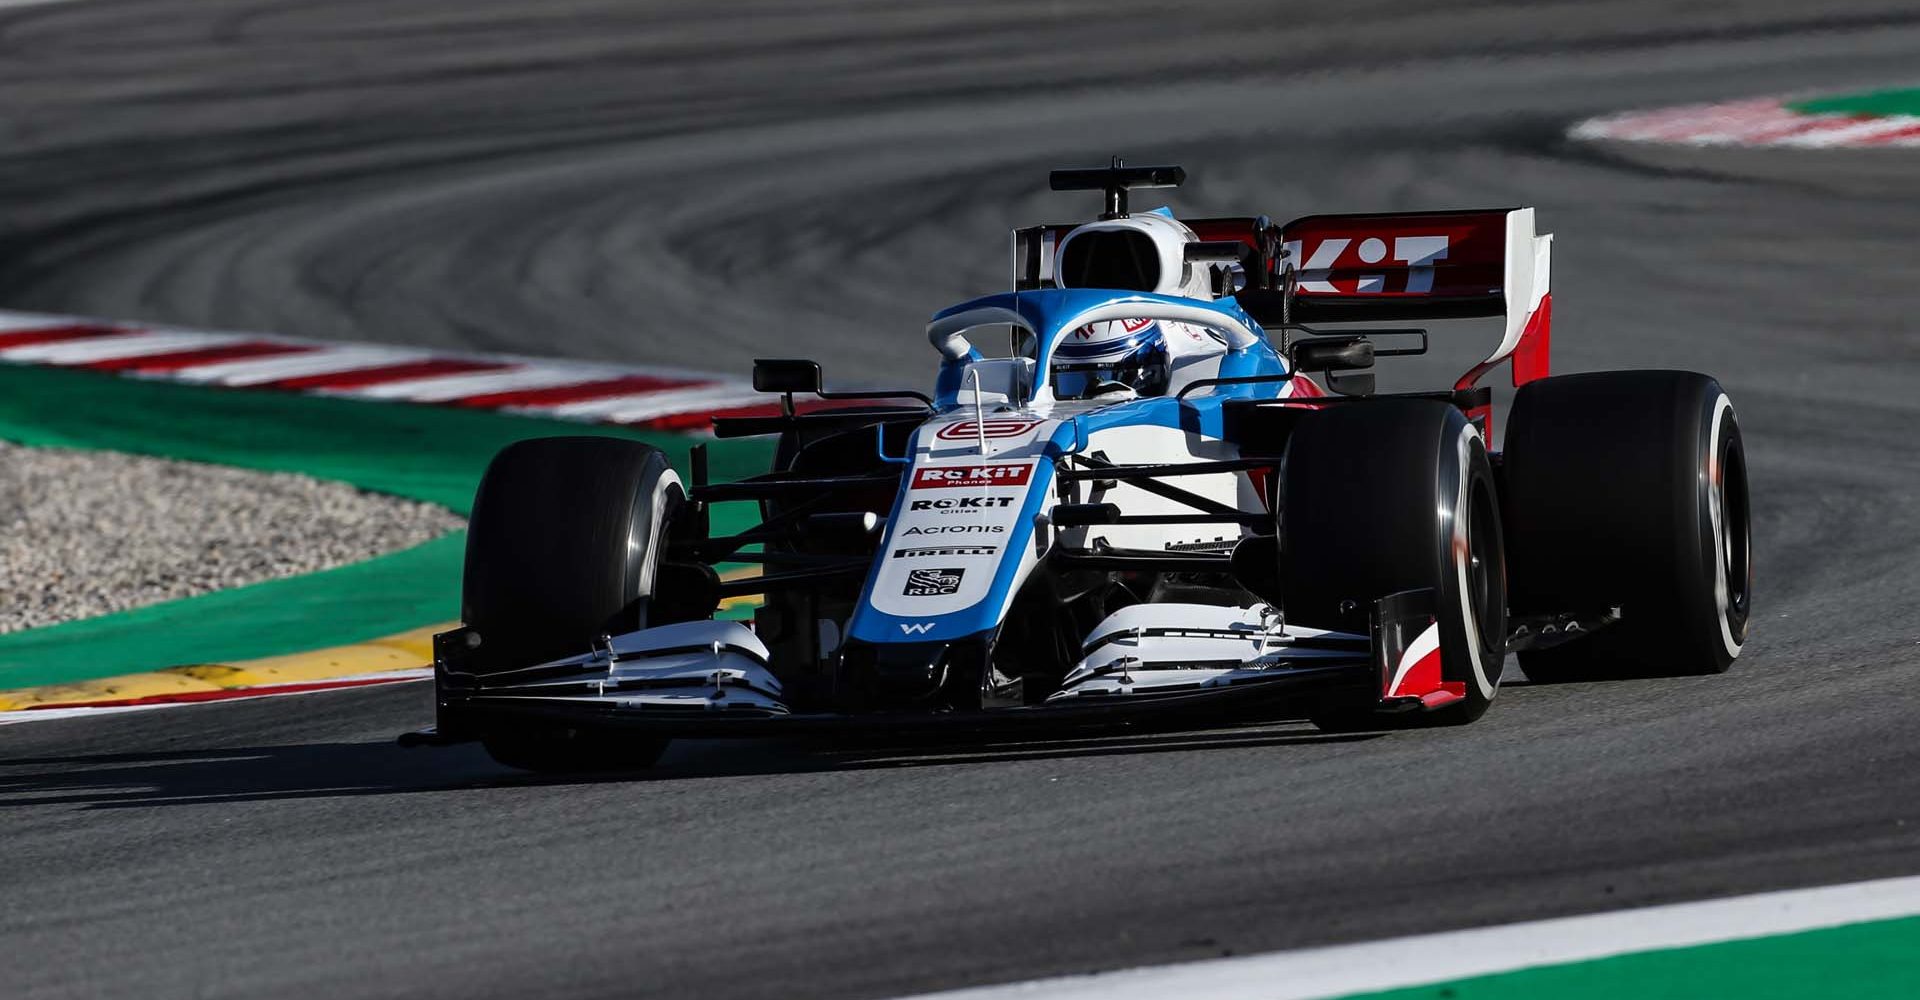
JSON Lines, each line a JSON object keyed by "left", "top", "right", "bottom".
{"left": 1504, "top": 371, "right": 1751, "bottom": 682}
{"left": 461, "top": 435, "right": 687, "bottom": 771}
{"left": 1281, "top": 400, "right": 1507, "bottom": 730}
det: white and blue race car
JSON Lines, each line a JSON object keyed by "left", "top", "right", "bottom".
{"left": 414, "top": 163, "right": 1752, "bottom": 771}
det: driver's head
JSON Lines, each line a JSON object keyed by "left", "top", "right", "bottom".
{"left": 1048, "top": 212, "right": 1204, "bottom": 399}
{"left": 1054, "top": 319, "right": 1169, "bottom": 399}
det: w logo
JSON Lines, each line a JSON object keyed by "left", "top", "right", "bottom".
{"left": 899, "top": 622, "right": 936, "bottom": 636}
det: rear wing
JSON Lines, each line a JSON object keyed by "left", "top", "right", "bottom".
{"left": 1012, "top": 207, "right": 1554, "bottom": 391}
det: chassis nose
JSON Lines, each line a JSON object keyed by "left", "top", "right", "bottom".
{"left": 834, "top": 634, "right": 1022, "bottom": 711}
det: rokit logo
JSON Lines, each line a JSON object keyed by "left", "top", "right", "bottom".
{"left": 909, "top": 497, "right": 1016, "bottom": 512}
{"left": 902, "top": 524, "right": 1005, "bottom": 535}
{"left": 893, "top": 545, "right": 998, "bottom": 559}
{"left": 1281, "top": 234, "right": 1450, "bottom": 295}
{"left": 934, "top": 418, "right": 1041, "bottom": 442}
{"left": 903, "top": 567, "right": 965, "bottom": 597}
{"left": 910, "top": 463, "right": 1034, "bottom": 490}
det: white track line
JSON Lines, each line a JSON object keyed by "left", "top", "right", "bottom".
{"left": 1771, "top": 116, "right": 1920, "bottom": 147}
{"left": 597, "top": 391, "right": 770, "bottom": 425}
{"left": 337, "top": 364, "right": 620, "bottom": 402}
{"left": 1571, "top": 97, "right": 1920, "bottom": 149}
{"left": 901, "top": 875, "right": 1920, "bottom": 1000}
{"left": 522, "top": 383, "right": 754, "bottom": 422}
{"left": 0, "top": 330, "right": 235, "bottom": 363}
{"left": 168, "top": 345, "right": 421, "bottom": 385}
{"left": 0, "top": 308, "right": 771, "bottom": 429}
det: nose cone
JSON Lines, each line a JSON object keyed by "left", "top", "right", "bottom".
{"left": 836, "top": 634, "right": 995, "bottom": 710}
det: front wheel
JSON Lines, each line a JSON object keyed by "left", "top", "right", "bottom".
{"left": 481, "top": 728, "right": 670, "bottom": 774}
{"left": 459, "top": 435, "right": 688, "bottom": 771}
{"left": 1281, "top": 400, "right": 1507, "bottom": 730}
{"left": 462, "top": 435, "right": 688, "bottom": 671}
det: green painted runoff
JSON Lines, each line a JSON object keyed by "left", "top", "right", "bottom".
{"left": 1342, "top": 914, "right": 1920, "bottom": 1000}
{"left": 1788, "top": 87, "right": 1920, "bottom": 118}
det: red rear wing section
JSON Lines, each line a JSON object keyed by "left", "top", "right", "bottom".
{"left": 1280, "top": 210, "right": 1510, "bottom": 311}
{"left": 1011, "top": 206, "right": 1553, "bottom": 388}
{"left": 1274, "top": 208, "right": 1554, "bottom": 389}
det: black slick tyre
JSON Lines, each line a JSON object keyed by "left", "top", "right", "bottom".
{"left": 480, "top": 727, "right": 669, "bottom": 774}
{"left": 1282, "top": 400, "right": 1507, "bottom": 730}
{"left": 1503, "top": 371, "right": 1751, "bottom": 682}
{"left": 460, "top": 435, "right": 686, "bottom": 771}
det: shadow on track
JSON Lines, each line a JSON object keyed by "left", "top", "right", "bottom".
{"left": 0, "top": 722, "right": 1377, "bottom": 809}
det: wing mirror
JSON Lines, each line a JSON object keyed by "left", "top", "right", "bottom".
{"left": 1279, "top": 327, "right": 1426, "bottom": 398}
{"left": 1289, "top": 337, "right": 1375, "bottom": 373}
{"left": 750, "top": 357, "right": 934, "bottom": 420}
{"left": 752, "top": 358, "right": 823, "bottom": 394}
{"left": 1289, "top": 336, "right": 1376, "bottom": 397}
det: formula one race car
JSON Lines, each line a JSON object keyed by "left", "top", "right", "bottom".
{"left": 409, "top": 162, "right": 1753, "bottom": 771}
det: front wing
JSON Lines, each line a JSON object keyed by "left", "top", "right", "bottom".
{"left": 414, "top": 591, "right": 1447, "bottom": 744}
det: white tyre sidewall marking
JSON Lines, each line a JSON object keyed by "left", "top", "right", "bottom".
{"left": 1706, "top": 393, "right": 1743, "bottom": 659}
{"left": 1453, "top": 423, "right": 1498, "bottom": 700}
{"left": 636, "top": 468, "right": 684, "bottom": 599}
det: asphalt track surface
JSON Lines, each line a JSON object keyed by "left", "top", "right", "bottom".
{"left": 4, "top": 2, "right": 1920, "bottom": 998}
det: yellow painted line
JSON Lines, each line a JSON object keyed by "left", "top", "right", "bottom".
{"left": 720, "top": 564, "right": 764, "bottom": 612}
{"left": 168, "top": 624, "right": 441, "bottom": 688}
{"left": 0, "top": 622, "right": 454, "bottom": 711}
{"left": 0, "top": 671, "right": 226, "bottom": 711}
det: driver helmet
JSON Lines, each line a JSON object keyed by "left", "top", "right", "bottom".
{"left": 1048, "top": 209, "right": 1205, "bottom": 398}
{"left": 1053, "top": 318, "right": 1169, "bottom": 398}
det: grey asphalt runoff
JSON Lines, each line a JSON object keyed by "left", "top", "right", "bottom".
{"left": 3, "top": 2, "right": 1920, "bottom": 999}
{"left": 0, "top": 441, "right": 462, "bottom": 633}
